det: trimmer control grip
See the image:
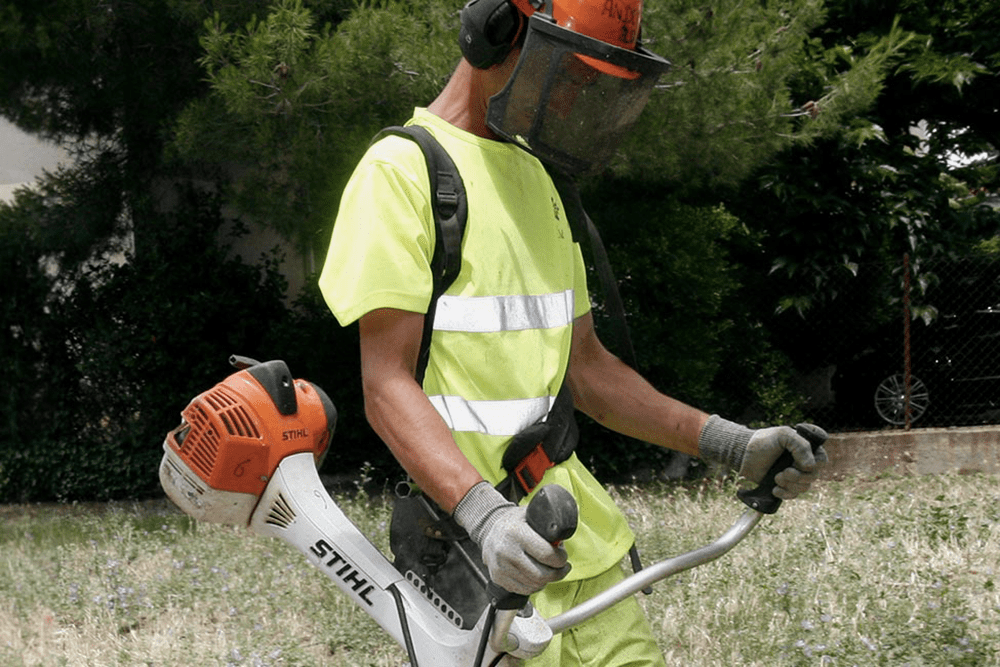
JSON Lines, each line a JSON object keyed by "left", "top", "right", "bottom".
{"left": 489, "top": 484, "right": 578, "bottom": 609}
{"left": 526, "top": 484, "right": 579, "bottom": 545}
{"left": 736, "top": 424, "right": 827, "bottom": 514}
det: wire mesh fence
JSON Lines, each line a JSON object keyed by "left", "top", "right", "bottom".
{"left": 789, "top": 252, "right": 1000, "bottom": 432}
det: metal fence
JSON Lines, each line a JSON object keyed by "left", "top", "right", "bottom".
{"left": 782, "top": 253, "right": 1000, "bottom": 432}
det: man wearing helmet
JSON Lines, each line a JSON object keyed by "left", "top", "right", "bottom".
{"left": 320, "top": 0, "right": 828, "bottom": 664}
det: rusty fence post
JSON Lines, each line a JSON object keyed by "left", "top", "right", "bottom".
{"left": 903, "top": 253, "right": 912, "bottom": 430}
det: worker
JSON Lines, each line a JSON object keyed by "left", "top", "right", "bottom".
{"left": 319, "top": 0, "right": 828, "bottom": 664}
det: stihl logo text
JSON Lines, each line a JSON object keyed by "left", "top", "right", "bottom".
{"left": 282, "top": 428, "right": 308, "bottom": 441}
{"left": 309, "top": 540, "right": 375, "bottom": 606}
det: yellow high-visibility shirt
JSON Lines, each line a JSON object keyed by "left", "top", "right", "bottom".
{"left": 319, "top": 108, "right": 634, "bottom": 581}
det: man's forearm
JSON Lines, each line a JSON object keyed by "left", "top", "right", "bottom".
{"left": 359, "top": 307, "right": 483, "bottom": 513}
{"left": 364, "top": 371, "right": 483, "bottom": 513}
{"left": 568, "top": 313, "right": 710, "bottom": 456}
{"left": 569, "top": 352, "right": 707, "bottom": 457}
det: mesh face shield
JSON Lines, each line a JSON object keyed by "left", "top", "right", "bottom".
{"left": 486, "top": 13, "right": 671, "bottom": 175}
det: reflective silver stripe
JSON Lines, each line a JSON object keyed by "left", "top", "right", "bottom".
{"left": 433, "top": 290, "right": 574, "bottom": 333}
{"left": 428, "top": 394, "right": 556, "bottom": 436}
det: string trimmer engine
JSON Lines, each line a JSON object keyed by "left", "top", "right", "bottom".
{"left": 159, "top": 356, "right": 336, "bottom": 525}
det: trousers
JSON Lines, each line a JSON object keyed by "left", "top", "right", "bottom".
{"left": 525, "top": 563, "right": 666, "bottom": 667}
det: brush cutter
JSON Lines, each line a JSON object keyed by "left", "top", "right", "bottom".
{"left": 159, "top": 357, "right": 825, "bottom": 666}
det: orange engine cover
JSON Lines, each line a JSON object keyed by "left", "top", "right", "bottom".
{"left": 163, "top": 360, "right": 335, "bottom": 496}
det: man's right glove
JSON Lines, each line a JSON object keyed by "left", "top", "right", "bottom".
{"left": 452, "top": 481, "right": 571, "bottom": 596}
{"left": 698, "top": 416, "right": 829, "bottom": 500}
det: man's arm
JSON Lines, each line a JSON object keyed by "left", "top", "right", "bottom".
{"left": 567, "top": 311, "right": 826, "bottom": 496}
{"left": 567, "top": 311, "right": 708, "bottom": 457}
{"left": 359, "top": 307, "right": 483, "bottom": 513}
{"left": 359, "top": 306, "right": 571, "bottom": 593}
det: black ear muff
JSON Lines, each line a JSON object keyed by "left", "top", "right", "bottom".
{"left": 459, "top": 0, "right": 521, "bottom": 69}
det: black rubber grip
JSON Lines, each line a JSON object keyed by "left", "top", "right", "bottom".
{"left": 736, "top": 424, "right": 827, "bottom": 514}
{"left": 489, "top": 484, "right": 579, "bottom": 610}
{"left": 526, "top": 484, "right": 579, "bottom": 545}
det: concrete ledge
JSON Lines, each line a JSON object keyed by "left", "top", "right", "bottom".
{"left": 821, "top": 426, "right": 1000, "bottom": 480}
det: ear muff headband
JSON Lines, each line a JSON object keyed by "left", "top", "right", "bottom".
{"left": 459, "top": 0, "right": 523, "bottom": 69}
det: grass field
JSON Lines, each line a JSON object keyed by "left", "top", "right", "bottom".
{"left": 1, "top": 472, "right": 998, "bottom": 666}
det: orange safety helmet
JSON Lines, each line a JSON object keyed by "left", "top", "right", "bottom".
{"left": 474, "top": 0, "right": 670, "bottom": 173}
{"left": 516, "top": 0, "right": 643, "bottom": 78}
{"left": 460, "top": 0, "right": 645, "bottom": 78}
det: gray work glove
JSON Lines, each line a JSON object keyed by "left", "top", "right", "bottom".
{"left": 452, "top": 481, "right": 571, "bottom": 596}
{"left": 699, "top": 416, "right": 829, "bottom": 500}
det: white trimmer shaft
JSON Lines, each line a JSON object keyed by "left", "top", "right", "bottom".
{"left": 247, "top": 452, "right": 550, "bottom": 665}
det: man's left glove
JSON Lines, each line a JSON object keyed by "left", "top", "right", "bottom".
{"left": 698, "top": 416, "right": 829, "bottom": 500}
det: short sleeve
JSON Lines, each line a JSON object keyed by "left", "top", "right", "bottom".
{"left": 572, "top": 242, "right": 591, "bottom": 319}
{"left": 318, "top": 137, "right": 436, "bottom": 326}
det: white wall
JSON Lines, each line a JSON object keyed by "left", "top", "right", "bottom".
{"left": 0, "top": 118, "right": 69, "bottom": 194}
{"left": 1, "top": 120, "right": 314, "bottom": 303}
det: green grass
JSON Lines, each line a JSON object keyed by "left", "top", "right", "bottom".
{"left": 1, "top": 474, "right": 998, "bottom": 666}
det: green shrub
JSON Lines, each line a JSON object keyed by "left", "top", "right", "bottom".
{"left": 0, "top": 188, "right": 290, "bottom": 501}
{"left": 575, "top": 183, "right": 802, "bottom": 480}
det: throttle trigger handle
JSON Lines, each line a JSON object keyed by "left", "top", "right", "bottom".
{"left": 488, "top": 485, "right": 578, "bottom": 609}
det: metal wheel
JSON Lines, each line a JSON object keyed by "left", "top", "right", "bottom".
{"left": 874, "top": 373, "right": 930, "bottom": 425}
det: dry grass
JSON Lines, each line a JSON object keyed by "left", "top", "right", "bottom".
{"left": 614, "top": 473, "right": 1000, "bottom": 666}
{"left": 2, "top": 474, "right": 998, "bottom": 666}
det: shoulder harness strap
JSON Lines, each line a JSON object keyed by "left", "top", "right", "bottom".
{"left": 544, "top": 168, "right": 652, "bottom": 591}
{"left": 371, "top": 125, "right": 468, "bottom": 385}
{"left": 546, "top": 168, "right": 639, "bottom": 372}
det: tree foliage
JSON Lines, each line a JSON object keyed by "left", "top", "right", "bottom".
{"left": 172, "top": 0, "right": 461, "bottom": 254}
{"left": 0, "top": 0, "right": 229, "bottom": 260}
{"left": 175, "top": 0, "right": 902, "bottom": 227}
{"left": 722, "top": 0, "right": 1000, "bottom": 376}
{"left": 4, "top": 0, "right": 1000, "bottom": 497}
{"left": 614, "top": 0, "right": 907, "bottom": 197}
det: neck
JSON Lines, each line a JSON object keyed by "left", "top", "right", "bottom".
{"left": 427, "top": 59, "right": 505, "bottom": 141}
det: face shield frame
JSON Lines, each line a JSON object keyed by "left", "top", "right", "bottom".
{"left": 486, "top": 12, "right": 671, "bottom": 175}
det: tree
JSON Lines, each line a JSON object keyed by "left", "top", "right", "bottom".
{"left": 819, "top": 0, "right": 999, "bottom": 182}
{"left": 172, "top": 0, "right": 461, "bottom": 257}
{"left": 2, "top": 1, "right": 190, "bottom": 259}
{"left": 715, "top": 0, "right": 1000, "bottom": 417}
{"left": 0, "top": 0, "right": 325, "bottom": 263}
{"left": 173, "top": 0, "right": 904, "bottom": 250}
{"left": 613, "top": 0, "right": 907, "bottom": 196}
{"left": 172, "top": 0, "right": 908, "bottom": 436}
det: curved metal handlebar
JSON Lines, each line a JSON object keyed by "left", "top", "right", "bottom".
{"left": 544, "top": 423, "right": 828, "bottom": 636}
{"left": 547, "top": 508, "right": 763, "bottom": 634}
